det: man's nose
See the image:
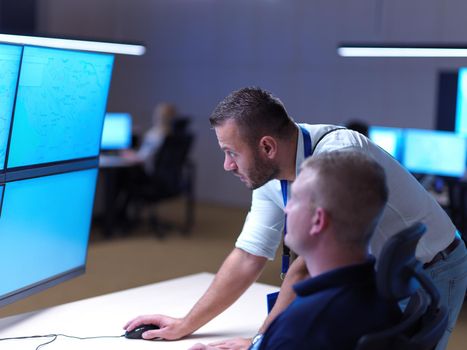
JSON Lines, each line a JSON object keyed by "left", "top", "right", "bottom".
{"left": 224, "top": 156, "right": 237, "bottom": 171}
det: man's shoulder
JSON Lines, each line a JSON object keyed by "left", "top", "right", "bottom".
{"left": 298, "top": 123, "right": 340, "bottom": 133}
{"left": 281, "top": 287, "right": 339, "bottom": 322}
{"left": 261, "top": 293, "right": 337, "bottom": 349}
{"left": 252, "top": 178, "right": 282, "bottom": 197}
{"left": 298, "top": 123, "right": 348, "bottom": 141}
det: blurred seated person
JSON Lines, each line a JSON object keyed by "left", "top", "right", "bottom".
{"left": 122, "top": 102, "right": 178, "bottom": 175}
{"left": 116, "top": 104, "right": 193, "bottom": 229}
{"left": 189, "top": 151, "right": 402, "bottom": 350}
{"left": 345, "top": 119, "right": 369, "bottom": 137}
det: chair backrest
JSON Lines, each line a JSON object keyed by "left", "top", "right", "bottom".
{"left": 150, "top": 120, "right": 194, "bottom": 197}
{"left": 356, "top": 222, "right": 448, "bottom": 350}
{"left": 375, "top": 222, "right": 426, "bottom": 300}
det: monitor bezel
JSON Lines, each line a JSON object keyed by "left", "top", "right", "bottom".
{"left": 0, "top": 266, "right": 85, "bottom": 308}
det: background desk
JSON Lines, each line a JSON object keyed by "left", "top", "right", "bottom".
{"left": 0, "top": 273, "right": 277, "bottom": 349}
{"left": 95, "top": 154, "right": 142, "bottom": 237}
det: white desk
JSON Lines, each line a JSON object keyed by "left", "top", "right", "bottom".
{"left": 0, "top": 273, "right": 277, "bottom": 349}
{"left": 99, "top": 154, "right": 142, "bottom": 168}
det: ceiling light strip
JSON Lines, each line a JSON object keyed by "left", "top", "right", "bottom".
{"left": 338, "top": 47, "right": 467, "bottom": 58}
{"left": 0, "top": 34, "right": 146, "bottom": 56}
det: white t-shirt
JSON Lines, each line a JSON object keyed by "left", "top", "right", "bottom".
{"left": 137, "top": 127, "right": 165, "bottom": 175}
{"left": 235, "top": 124, "right": 456, "bottom": 263}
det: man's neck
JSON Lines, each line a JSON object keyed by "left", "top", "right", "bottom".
{"left": 304, "top": 244, "right": 368, "bottom": 278}
{"left": 277, "top": 125, "right": 299, "bottom": 182}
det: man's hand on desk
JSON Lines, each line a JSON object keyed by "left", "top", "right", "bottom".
{"left": 124, "top": 314, "right": 189, "bottom": 340}
{"left": 188, "top": 337, "right": 252, "bottom": 350}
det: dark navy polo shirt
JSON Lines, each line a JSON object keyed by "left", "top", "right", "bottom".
{"left": 258, "top": 259, "right": 402, "bottom": 350}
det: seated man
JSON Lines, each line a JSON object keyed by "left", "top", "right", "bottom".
{"left": 191, "top": 151, "right": 402, "bottom": 350}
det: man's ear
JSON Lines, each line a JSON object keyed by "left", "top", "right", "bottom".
{"left": 309, "top": 207, "right": 328, "bottom": 236}
{"left": 259, "top": 136, "right": 277, "bottom": 159}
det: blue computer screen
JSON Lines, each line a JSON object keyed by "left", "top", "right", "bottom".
{"left": 101, "top": 113, "right": 133, "bottom": 150}
{"left": 7, "top": 46, "right": 114, "bottom": 168}
{"left": 0, "top": 169, "right": 97, "bottom": 300}
{"left": 368, "top": 126, "right": 404, "bottom": 160}
{"left": 403, "top": 129, "right": 466, "bottom": 177}
{"left": 456, "top": 68, "right": 467, "bottom": 136}
{"left": 0, "top": 44, "right": 22, "bottom": 170}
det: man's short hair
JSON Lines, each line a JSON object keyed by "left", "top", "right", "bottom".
{"left": 209, "top": 87, "right": 296, "bottom": 145}
{"left": 302, "top": 151, "right": 388, "bottom": 247}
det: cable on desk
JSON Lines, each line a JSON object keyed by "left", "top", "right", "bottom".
{"left": 0, "top": 333, "right": 125, "bottom": 349}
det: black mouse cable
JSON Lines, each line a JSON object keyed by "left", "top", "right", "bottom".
{"left": 0, "top": 333, "right": 125, "bottom": 349}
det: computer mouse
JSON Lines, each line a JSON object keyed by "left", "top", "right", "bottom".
{"left": 124, "top": 324, "right": 160, "bottom": 339}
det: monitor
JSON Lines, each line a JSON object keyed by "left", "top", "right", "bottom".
{"left": 0, "top": 168, "right": 97, "bottom": 307}
{"left": 402, "top": 129, "right": 466, "bottom": 178}
{"left": 0, "top": 44, "right": 22, "bottom": 170}
{"left": 455, "top": 68, "right": 467, "bottom": 136}
{"left": 7, "top": 45, "right": 114, "bottom": 169}
{"left": 435, "top": 70, "right": 458, "bottom": 132}
{"left": 101, "top": 113, "right": 132, "bottom": 150}
{"left": 368, "top": 126, "right": 404, "bottom": 160}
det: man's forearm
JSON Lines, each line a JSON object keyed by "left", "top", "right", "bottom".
{"left": 181, "top": 248, "right": 268, "bottom": 335}
{"left": 258, "top": 256, "right": 309, "bottom": 333}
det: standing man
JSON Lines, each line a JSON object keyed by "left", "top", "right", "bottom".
{"left": 124, "top": 87, "right": 467, "bottom": 350}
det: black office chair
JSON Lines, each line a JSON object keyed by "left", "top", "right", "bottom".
{"left": 356, "top": 222, "right": 448, "bottom": 350}
{"left": 127, "top": 118, "right": 195, "bottom": 236}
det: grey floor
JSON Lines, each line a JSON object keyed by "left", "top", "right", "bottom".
{"left": 0, "top": 200, "right": 465, "bottom": 349}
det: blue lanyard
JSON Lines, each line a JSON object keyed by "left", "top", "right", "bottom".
{"left": 280, "top": 125, "right": 312, "bottom": 277}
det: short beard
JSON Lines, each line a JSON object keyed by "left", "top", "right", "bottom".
{"left": 247, "top": 153, "right": 280, "bottom": 190}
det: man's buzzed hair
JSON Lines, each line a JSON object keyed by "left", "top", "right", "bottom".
{"left": 302, "top": 151, "right": 389, "bottom": 247}
{"left": 209, "top": 87, "right": 296, "bottom": 146}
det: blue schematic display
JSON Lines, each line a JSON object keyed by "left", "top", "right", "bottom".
{"left": 0, "top": 44, "right": 22, "bottom": 170}
{"left": 0, "top": 40, "right": 115, "bottom": 309}
{"left": 0, "top": 169, "right": 97, "bottom": 300}
{"left": 403, "top": 129, "right": 466, "bottom": 178}
{"left": 101, "top": 113, "right": 133, "bottom": 150}
{"left": 7, "top": 46, "right": 114, "bottom": 168}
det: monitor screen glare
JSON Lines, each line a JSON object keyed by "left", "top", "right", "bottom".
{"left": 403, "top": 129, "right": 466, "bottom": 177}
{"left": 7, "top": 46, "right": 114, "bottom": 168}
{"left": 368, "top": 126, "right": 403, "bottom": 160}
{"left": 101, "top": 113, "right": 132, "bottom": 150}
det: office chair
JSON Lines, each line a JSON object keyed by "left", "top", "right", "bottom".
{"left": 356, "top": 222, "right": 448, "bottom": 350}
{"left": 126, "top": 118, "right": 195, "bottom": 236}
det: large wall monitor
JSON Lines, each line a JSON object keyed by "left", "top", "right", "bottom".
{"left": 0, "top": 42, "right": 114, "bottom": 308}
{"left": 7, "top": 46, "right": 114, "bottom": 169}
{"left": 0, "top": 170, "right": 97, "bottom": 306}
{"left": 403, "top": 129, "right": 466, "bottom": 178}
{"left": 101, "top": 112, "right": 133, "bottom": 150}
